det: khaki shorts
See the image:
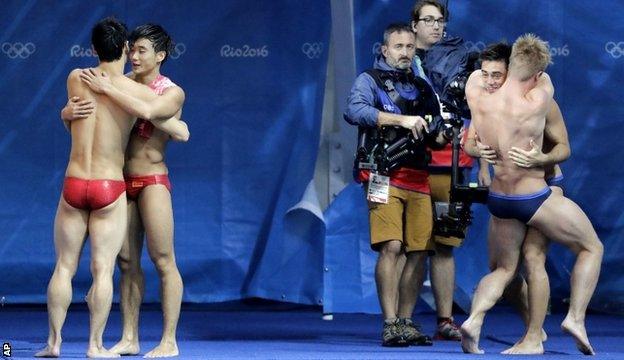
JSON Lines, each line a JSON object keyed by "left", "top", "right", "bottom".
{"left": 367, "top": 185, "right": 434, "bottom": 253}
{"left": 430, "top": 173, "right": 463, "bottom": 247}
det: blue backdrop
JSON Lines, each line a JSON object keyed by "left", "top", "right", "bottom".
{"left": 323, "top": 0, "right": 624, "bottom": 314}
{"left": 1, "top": 0, "right": 623, "bottom": 315}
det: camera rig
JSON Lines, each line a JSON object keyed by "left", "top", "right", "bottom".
{"left": 433, "top": 97, "right": 489, "bottom": 239}
{"left": 355, "top": 125, "right": 431, "bottom": 176}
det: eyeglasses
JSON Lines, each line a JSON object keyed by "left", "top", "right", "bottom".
{"left": 417, "top": 17, "right": 446, "bottom": 27}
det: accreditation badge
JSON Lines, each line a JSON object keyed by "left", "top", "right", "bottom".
{"left": 367, "top": 172, "right": 390, "bottom": 204}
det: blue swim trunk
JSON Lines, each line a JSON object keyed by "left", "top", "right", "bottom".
{"left": 487, "top": 187, "right": 552, "bottom": 224}
{"left": 546, "top": 175, "right": 564, "bottom": 190}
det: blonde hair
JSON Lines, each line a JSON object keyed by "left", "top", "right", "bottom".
{"left": 509, "top": 34, "right": 552, "bottom": 81}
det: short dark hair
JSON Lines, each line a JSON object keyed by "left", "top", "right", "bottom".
{"left": 129, "top": 24, "right": 174, "bottom": 64}
{"left": 91, "top": 17, "right": 128, "bottom": 62}
{"left": 383, "top": 22, "right": 415, "bottom": 45}
{"left": 411, "top": 0, "right": 448, "bottom": 23}
{"left": 479, "top": 42, "right": 512, "bottom": 66}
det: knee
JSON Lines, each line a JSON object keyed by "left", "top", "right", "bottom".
{"left": 523, "top": 249, "right": 546, "bottom": 272}
{"left": 378, "top": 241, "right": 403, "bottom": 259}
{"left": 578, "top": 237, "right": 604, "bottom": 257}
{"left": 117, "top": 252, "right": 142, "bottom": 275}
{"left": 589, "top": 240, "right": 604, "bottom": 258}
{"left": 488, "top": 259, "right": 496, "bottom": 272}
{"left": 55, "top": 257, "right": 79, "bottom": 279}
{"left": 433, "top": 244, "right": 453, "bottom": 259}
{"left": 406, "top": 250, "right": 427, "bottom": 261}
{"left": 149, "top": 251, "right": 177, "bottom": 274}
{"left": 90, "top": 258, "right": 115, "bottom": 279}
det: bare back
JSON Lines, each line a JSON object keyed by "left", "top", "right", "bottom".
{"left": 467, "top": 71, "right": 553, "bottom": 194}
{"left": 65, "top": 68, "right": 137, "bottom": 180}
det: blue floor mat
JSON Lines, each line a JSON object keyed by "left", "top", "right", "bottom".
{"left": 2, "top": 306, "right": 623, "bottom": 359}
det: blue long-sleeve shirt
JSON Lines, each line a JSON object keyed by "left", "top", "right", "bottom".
{"left": 344, "top": 56, "right": 420, "bottom": 128}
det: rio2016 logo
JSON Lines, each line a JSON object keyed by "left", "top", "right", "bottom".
{"left": 70, "top": 45, "right": 97, "bottom": 58}
{"left": 220, "top": 45, "right": 269, "bottom": 58}
{"left": 550, "top": 45, "right": 570, "bottom": 57}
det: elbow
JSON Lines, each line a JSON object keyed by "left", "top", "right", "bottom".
{"left": 561, "top": 146, "right": 571, "bottom": 161}
{"left": 139, "top": 110, "right": 153, "bottom": 120}
{"left": 174, "top": 129, "right": 190, "bottom": 142}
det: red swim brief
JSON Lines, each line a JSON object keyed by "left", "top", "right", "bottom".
{"left": 125, "top": 174, "right": 172, "bottom": 201}
{"left": 62, "top": 177, "right": 126, "bottom": 210}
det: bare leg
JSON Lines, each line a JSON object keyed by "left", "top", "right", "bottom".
{"left": 375, "top": 240, "right": 403, "bottom": 320}
{"left": 461, "top": 217, "right": 526, "bottom": 354}
{"left": 430, "top": 244, "right": 454, "bottom": 319}
{"left": 141, "top": 186, "right": 182, "bottom": 358}
{"left": 394, "top": 253, "right": 406, "bottom": 314}
{"left": 397, "top": 251, "right": 427, "bottom": 319}
{"left": 489, "top": 219, "right": 531, "bottom": 327}
{"left": 86, "top": 196, "right": 127, "bottom": 358}
{"left": 490, "top": 217, "right": 548, "bottom": 346}
{"left": 528, "top": 192, "right": 603, "bottom": 355}
{"left": 110, "top": 200, "right": 143, "bottom": 356}
{"left": 502, "top": 226, "right": 550, "bottom": 354}
{"left": 36, "top": 198, "right": 88, "bottom": 358}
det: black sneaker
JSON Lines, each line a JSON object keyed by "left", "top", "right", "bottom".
{"left": 398, "top": 318, "right": 433, "bottom": 346}
{"left": 382, "top": 319, "right": 408, "bottom": 347}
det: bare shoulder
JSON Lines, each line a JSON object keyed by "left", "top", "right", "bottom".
{"left": 162, "top": 85, "right": 185, "bottom": 101}
{"left": 466, "top": 70, "right": 483, "bottom": 96}
{"left": 67, "top": 68, "right": 86, "bottom": 84}
{"left": 66, "top": 68, "right": 92, "bottom": 98}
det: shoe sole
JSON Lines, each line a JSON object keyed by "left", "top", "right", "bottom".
{"left": 382, "top": 339, "right": 409, "bottom": 347}
{"left": 433, "top": 333, "right": 461, "bottom": 341}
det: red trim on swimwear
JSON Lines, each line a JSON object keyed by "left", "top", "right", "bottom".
{"left": 124, "top": 174, "right": 172, "bottom": 201}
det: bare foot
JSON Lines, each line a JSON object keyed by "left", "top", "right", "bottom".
{"left": 110, "top": 339, "right": 140, "bottom": 355}
{"left": 87, "top": 347, "right": 121, "bottom": 358}
{"left": 35, "top": 344, "right": 60, "bottom": 358}
{"left": 144, "top": 341, "right": 178, "bottom": 358}
{"left": 561, "top": 316, "right": 594, "bottom": 355}
{"left": 501, "top": 339, "right": 544, "bottom": 355}
{"left": 460, "top": 319, "right": 484, "bottom": 354}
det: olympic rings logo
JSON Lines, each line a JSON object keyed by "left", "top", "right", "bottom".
{"left": 372, "top": 42, "right": 382, "bottom": 55}
{"left": 464, "top": 41, "right": 486, "bottom": 52}
{"left": 302, "top": 42, "right": 323, "bottom": 59}
{"left": 2, "top": 42, "right": 36, "bottom": 59}
{"left": 169, "top": 43, "right": 186, "bottom": 59}
{"left": 605, "top": 41, "right": 624, "bottom": 59}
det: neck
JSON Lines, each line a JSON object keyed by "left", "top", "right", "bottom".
{"left": 97, "top": 59, "right": 126, "bottom": 76}
{"left": 134, "top": 68, "right": 161, "bottom": 85}
{"left": 416, "top": 41, "right": 430, "bottom": 51}
{"left": 506, "top": 74, "right": 534, "bottom": 95}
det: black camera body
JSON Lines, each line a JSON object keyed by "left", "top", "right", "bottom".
{"left": 355, "top": 125, "right": 430, "bottom": 176}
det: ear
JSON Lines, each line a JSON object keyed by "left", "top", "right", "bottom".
{"left": 381, "top": 44, "right": 388, "bottom": 58}
{"left": 411, "top": 20, "right": 418, "bottom": 33}
{"left": 124, "top": 41, "right": 130, "bottom": 53}
{"left": 156, "top": 50, "right": 166, "bottom": 64}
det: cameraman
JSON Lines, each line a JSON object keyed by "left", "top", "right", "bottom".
{"left": 410, "top": 0, "right": 480, "bottom": 341}
{"left": 345, "top": 23, "right": 448, "bottom": 347}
